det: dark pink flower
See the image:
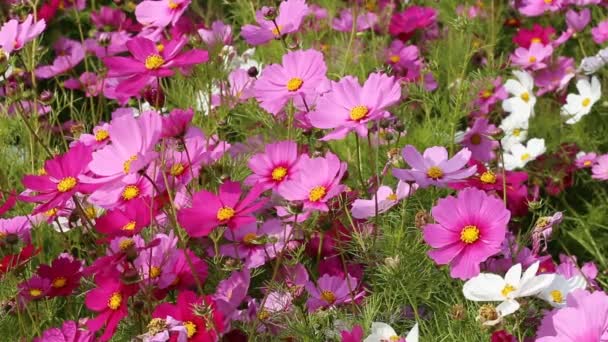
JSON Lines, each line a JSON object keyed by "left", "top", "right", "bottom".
{"left": 389, "top": 6, "right": 437, "bottom": 41}
{"left": 34, "top": 320, "right": 94, "bottom": 342}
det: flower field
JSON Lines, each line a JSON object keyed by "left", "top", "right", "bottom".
{"left": 1, "top": 0, "right": 608, "bottom": 341}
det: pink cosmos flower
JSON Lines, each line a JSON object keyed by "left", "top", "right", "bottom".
{"left": 474, "top": 77, "right": 508, "bottom": 115}
{"left": 332, "top": 9, "right": 378, "bottom": 32}
{"left": 536, "top": 290, "right": 608, "bottom": 341}
{"left": 91, "top": 6, "right": 140, "bottom": 32}
{"left": 161, "top": 108, "right": 193, "bottom": 138}
{"left": 351, "top": 181, "right": 416, "bottom": 219}
{"left": 305, "top": 273, "right": 364, "bottom": 311}
{"left": 86, "top": 274, "right": 138, "bottom": 342}
{"left": 534, "top": 57, "right": 575, "bottom": 96}
{"left": 518, "top": 0, "right": 563, "bottom": 17}
{"left": 278, "top": 152, "right": 347, "bottom": 212}
{"left": 513, "top": 24, "right": 555, "bottom": 48}
{"left": 392, "top": 145, "right": 477, "bottom": 188}
{"left": 457, "top": 118, "right": 499, "bottom": 162}
{"left": 21, "top": 143, "right": 95, "bottom": 214}
{"left": 218, "top": 219, "right": 293, "bottom": 268}
{"left": 18, "top": 275, "right": 50, "bottom": 304}
{"left": 36, "top": 255, "right": 83, "bottom": 297}
{"left": 103, "top": 36, "right": 208, "bottom": 95}
{"left": 87, "top": 110, "right": 162, "bottom": 184}
{"left": 158, "top": 249, "right": 208, "bottom": 290}
{"left": 510, "top": 42, "right": 553, "bottom": 70}
{"left": 95, "top": 197, "right": 153, "bottom": 237}
{"left": 385, "top": 40, "right": 422, "bottom": 81}
{"left": 0, "top": 216, "right": 32, "bottom": 245}
{"left": 135, "top": 0, "right": 191, "bottom": 28}
{"left": 592, "top": 20, "right": 608, "bottom": 45}
{"left": 213, "top": 269, "right": 250, "bottom": 320}
{"left": 591, "top": 154, "right": 608, "bottom": 180}
{"left": 0, "top": 14, "right": 46, "bottom": 56}
{"left": 88, "top": 173, "right": 154, "bottom": 209}
{"left": 341, "top": 325, "right": 364, "bottom": 342}
{"left": 308, "top": 73, "right": 401, "bottom": 140}
{"left": 34, "top": 320, "right": 94, "bottom": 342}
{"left": 389, "top": 6, "right": 437, "bottom": 41}
{"left": 423, "top": 187, "right": 510, "bottom": 279}
{"left": 246, "top": 140, "right": 302, "bottom": 191}
{"left": 566, "top": 9, "right": 591, "bottom": 33}
{"left": 64, "top": 72, "right": 103, "bottom": 97}
{"left": 253, "top": 49, "right": 328, "bottom": 115}
{"left": 36, "top": 38, "right": 85, "bottom": 78}
{"left": 211, "top": 68, "right": 255, "bottom": 109}
{"left": 134, "top": 233, "right": 177, "bottom": 286}
{"left": 198, "top": 20, "right": 232, "bottom": 47}
{"left": 84, "top": 31, "right": 131, "bottom": 58}
{"left": 178, "top": 181, "right": 268, "bottom": 237}
{"left": 241, "top": 0, "right": 309, "bottom": 46}
{"left": 575, "top": 152, "right": 597, "bottom": 169}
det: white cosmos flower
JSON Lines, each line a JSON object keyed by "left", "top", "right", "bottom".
{"left": 561, "top": 76, "right": 601, "bottom": 124}
{"left": 364, "top": 322, "right": 418, "bottom": 342}
{"left": 502, "top": 70, "right": 536, "bottom": 120}
{"left": 499, "top": 113, "right": 529, "bottom": 150}
{"left": 537, "top": 274, "right": 586, "bottom": 308}
{"left": 503, "top": 138, "right": 546, "bottom": 170}
{"left": 463, "top": 262, "right": 555, "bottom": 319}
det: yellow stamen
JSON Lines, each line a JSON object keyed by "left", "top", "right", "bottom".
{"left": 520, "top": 92, "right": 530, "bottom": 103}
{"left": 308, "top": 186, "right": 327, "bottom": 202}
{"left": 550, "top": 290, "right": 563, "bottom": 303}
{"left": 121, "top": 185, "right": 140, "bottom": 201}
{"left": 107, "top": 292, "right": 122, "bottom": 310}
{"left": 145, "top": 54, "right": 165, "bottom": 70}
{"left": 52, "top": 277, "right": 67, "bottom": 288}
{"left": 167, "top": 0, "right": 179, "bottom": 9}
{"left": 123, "top": 155, "right": 138, "bottom": 174}
{"left": 584, "top": 160, "right": 592, "bottom": 167}
{"left": 95, "top": 129, "right": 109, "bottom": 142}
{"left": 320, "top": 290, "right": 336, "bottom": 304}
{"left": 470, "top": 133, "right": 482, "bottom": 145}
{"left": 480, "top": 171, "right": 497, "bottom": 184}
{"left": 501, "top": 284, "right": 516, "bottom": 297}
{"left": 122, "top": 221, "right": 136, "bottom": 231}
{"left": 170, "top": 163, "right": 186, "bottom": 176}
{"left": 481, "top": 89, "right": 493, "bottom": 99}
{"left": 350, "top": 105, "right": 369, "bottom": 121}
{"left": 286, "top": 77, "right": 303, "bottom": 92}
{"left": 582, "top": 97, "right": 591, "bottom": 107}
{"left": 528, "top": 56, "right": 537, "bottom": 63}
{"left": 29, "top": 288, "right": 42, "bottom": 297}
{"left": 460, "top": 225, "right": 480, "bottom": 244}
{"left": 184, "top": 321, "right": 197, "bottom": 338}
{"left": 57, "top": 177, "right": 77, "bottom": 192}
{"left": 243, "top": 232, "right": 258, "bottom": 245}
{"left": 44, "top": 208, "right": 58, "bottom": 217}
{"left": 531, "top": 37, "right": 542, "bottom": 44}
{"left": 426, "top": 166, "right": 443, "bottom": 180}
{"left": 387, "top": 193, "right": 398, "bottom": 201}
{"left": 389, "top": 55, "right": 400, "bottom": 63}
{"left": 156, "top": 43, "right": 164, "bottom": 53}
{"left": 513, "top": 128, "right": 521, "bottom": 137}
{"left": 150, "top": 266, "right": 161, "bottom": 279}
{"left": 217, "top": 207, "right": 235, "bottom": 221}
{"left": 271, "top": 166, "right": 288, "bottom": 181}
{"left": 119, "top": 238, "right": 134, "bottom": 251}
{"left": 272, "top": 25, "right": 283, "bottom": 36}
{"left": 521, "top": 153, "right": 531, "bottom": 161}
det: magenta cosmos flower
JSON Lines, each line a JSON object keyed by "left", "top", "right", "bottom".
{"left": 36, "top": 255, "right": 82, "bottom": 297}
{"left": 34, "top": 320, "right": 94, "bottom": 342}
{"left": 457, "top": 118, "right": 499, "bottom": 162}
{"left": 241, "top": 0, "right": 309, "bottom": 46}
{"left": 592, "top": 154, "right": 608, "bottom": 180}
{"left": 279, "top": 152, "right": 347, "bottom": 212}
{"left": 177, "top": 181, "right": 268, "bottom": 237}
{"left": 308, "top": 73, "right": 402, "bottom": 140}
{"left": 103, "top": 36, "right": 208, "bottom": 95}
{"left": 135, "top": 0, "right": 191, "bottom": 28}
{"left": 253, "top": 49, "right": 328, "bottom": 115}
{"left": 95, "top": 197, "right": 152, "bottom": 237}
{"left": 510, "top": 42, "right": 553, "bottom": 71}
{"left": 423, "top": 187, "right": 510, "bottom": 279}
{"left": 388, "top": 5, "right": 437, "bottom": 41}
{"left": 392, "top": 145, "right": 476, "bottom": 188}
{"left": 536, "top": 289, "right": 608, "bottom": 341}
{"left": 0, "top": 14, "right": 46, "bottom": 56}
{"left": 305, "top": 273, "right": 363, "bottom": 311}
{"left": 21, "top": 143, "right": 95, "bottom": 214}
{"left": 246, "top": 140, "right": 302, "bottom": 191}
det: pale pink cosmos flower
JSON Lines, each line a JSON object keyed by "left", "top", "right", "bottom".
{"left": 279, "top": 152, "right": 347, "bottom": 212}
{"left": 331, "top": 9, "right": 378, "bottom": 32}
{"left": 211, "top": 68, "right": 255, "bottom": 109}
{"left": 456, "top": 118, "right": 499, "bottom": 162}
{"left": 351, "top": 181, "right": 416, "bottom": 219}
{"left": 575, "top": 152, "right": 597, "bottom": 169}
{"left": 591, "top": 20, "right": 608, "bottom": 45}
{"left": 385, "top": 40, "right": 422, "bottom": 81}
{"left": 253, "top": 49, "right": 328, "bottom": 115}
{"left": 0, "top": 14, "right": 46, "bottom": 56}
{"left": 135, "top": 0, "right": 191, "bottom": 28}
{"left": 393, "top": 145, "right": 477, "bottom": 188}
{"left": 36, "top": 38, "right": 85, "bottom": 79}
{"left": 510, "top": 42, "right": 553, "bottom": 71}
{"left": 566, "top": 8, "right": 591, "bottom": 33}
{"left": 534, "top": 57, "right": 575, "bottom": 96}
{"left": 241, "top": 0, "right": 309, "bottom": 46}
{"left": 518, "top": 0, "right": 563, "bottom": 17}
{"left": 64, "top": 72, "right": 103, "bottom": 97}
{"left": 591, "top": 154, "right": 608, "bottom": 180}
{"left": 246, "top": 140, "right": 302, "bottom": 192}
{"left": 198, "top": 20, "right": 232, "bottom": 47}
{"left": 307, "top": 73, "right": 401, "bottom": 140}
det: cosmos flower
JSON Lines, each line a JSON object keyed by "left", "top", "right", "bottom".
{"left": 198, "top": 20, "right": 232, "bottom": 47}
{"left": 456, "top": 118, "right": 499, "bottom": 162}
{"left": 424, "top": 187, "right": 510, "bottom": 279}
{"left": 388, "top": 6, "right": 437, "bottom": 41}
{"left": 341, "top": 325, "right": 364, "bottom": 342}
{"left": 537, "top": 274, "right": 586, "bottom": 308}
{"left": 512, "top": 24, "right": 555, "bottom": 48}
{"left": 364, "top": 322, "right": 419, "bottom": 342}
{"left": 566, "top": 8, "right": 591, "bottom": 33}
{"left": 331, "top": 9, "right": 378, "bottom": 32}
{"left": 33, "top": 320, "right": 94, "bottom": 342}
{"left": 305, "top": 273, "right": 363, "bottom": 311}
{"left": 94, "top": 197, "right": 153, "bottom": 237}
{"left": 135, "top": 0, "right": 191, "bottom": 28}
{"left": 18, "top": 275, "right": 50, "bottom": 304}
{"left": 278, "top": 152, "right": 347, "bottom": 212}
{"left": 463, "top": 262, "right": 555, "bottom": 320}
{"left": 308, "top": 73, "right": 401, "bottom": 140}
{"left": 499, "top": 113, "right": 528, "bottom": 150}
{"left": 502, "top": 70, "right": 536, "bottom": 120}
{"left": 518, "top": 0, "right": 563, "bottom": 17}
{"left": 0, "top": 216, "right": 32, "bottom": 245}
{"left": 510, "top": 42, "right": 553, "bottom": 70}
{"left": 36, "top": 255, "right": 83, "bottom": 297}
{"left": 351, "top": 181, "right": 416, "bottom": 219}
{"left": 385, "top": 40, "right": 422, "bottom": 81}
{"left": 241, "top": 0, "right": 309, "bottom": 46}
{"left": 561, "top": 76, "right": 601, "bottom": 124}
{"left": 64, "top": 72, "right": 104, "bottom": 97}
{"left": 213, "top": 269, "right": 250, "bottom": 320}
{"left": 35, "top": 38, "right": 85, "bottom": 79}
{"left": 574, "top": 151, "right": 597, "bottom": 169}
{"left": 246, "top": 140, "right": 302, "bottom": 191}
{"left": 392, "top": 145, "right": 476, "bottom": 188}
{"left": 253, "top": 49, "right": 328, "bottom": 115}
{"left": 503, "top": 138, "right": 546, "bottom": 170}
{"left": 591, "top": 154, "right": 608, "bottom": 180}
{"left": 177, "top": 181, "right": 268, "bottom": 237}
{"left": 591, "top": 20, "right": 608, "bottom": 45}
{"left": 0, "top": 14, "right": 46, "bottom": 56}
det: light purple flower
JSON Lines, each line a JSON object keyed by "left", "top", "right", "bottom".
{"left": 331, "top": 9, "right": 377, "bottom": 32}
{"left": 510, "top": 42, "right": 553, "bottom": 71}
{"left": 213, "top": 269, "right": 250, "bottom": 320}
{"left": 592, "top": 20, "right": 608, "bottom": 45}
{"left": 566, "top": 8, "right": 591, "bottom": 33}
{"left": 241, "top": 0, "right": 309, "bottom": 46}
{"left": 591, "top": 154, "right": 608, "bottom": 180}
{"left": 575, "top": 152, "right": 597, "bottom": 169}
{"left": 351, "top": 181, "right": 416, "bottom": 219}
{"left": 36, "top": 38, "right": 85, "bottom": 79}
{"left": 0, "top": 14, "right": 46, "bottom": 56}
{"left": 198, "top": 20, "right": 232, "bottom": 47}
{"left": 457, "top": 118, "right": 499, "bottom": 162}
{"left": 33, "top": 320, "right": 95, "bottom": 342}
{"left": 305, "top": 274, "right": 363, "bottom": 311}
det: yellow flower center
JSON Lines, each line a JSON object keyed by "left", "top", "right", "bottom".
{"left": 272, "top": 25, "right": 283, "bottom": 36}
{"left": 531, "top": 37, "right": 542, "bottom": 44}
{"left": 528, "top": 56, "right": 537, "bottom": 63}
{"left": 389, "top": 337, "right": 400, "bottom": 342}
{"left": 513, "top": 128, "right": 521, "bottom": 137}
{"left": 95, "top": 129, "right": 109, "bottom": 142}
{"left": 257, "top": 309, "right": 270, "bottom": 321}
{"left": 321, "top": 290, "right": 336, "bottom": 304}
{"left": 57, "top": 177, "right": 78, "bottom": 192}
{"left": 544, "top": 0, "right": 552, "bottom": 4}
{"left": 520, "top": 92, "right": 530, "bottom": 103}
{"left": 460, "top": 225, "right": 480, "bottom": 244}
{"left": 147, "top": 318, "right": 167, "bottom": 336}
{"left": 217, "top": 207, "right": 236, "bottom": 221}
{"left": 150, "top": 266, "right": 161, "bottom": 279}
{"left": 45, "top": 208, "right": 58, "bottom": 217}
{"left": 426, "top": 166, "right": 443, "bottom": 180}
{"left": 481, "top": 89, "right": 493, "bottom": 99}
{"left": 38, "top": 168, "right": 47, "bottom": 175}
{"left": 170, "top": 162, "right": 186, "bottom": 176}
{"left": 156, "top": 43, "right": 164, "bottom": 52}
{"left": 167, "top": 0, "right": 179, "bottom": 9}
{"left": 521, "top": 153, "right": 531, "bottom": 161}
{"left": 480, "top": 171, "right": 497, "bottom": 184}
{"left": 308, "top": 186, "right": 327, "bottom": 202}
{"left": 122, "top": 221, "right": 136, "bottom": 231}
{"left": 119, "top": 238, "right": 135, "bottom": 251}
{"left": 271, "top": 166, "right": 288, "bottom": 181}
{"left": 84, "top": 206, "right": 98, "bottom": 219}
{"left": 501, "top": 284, "right": 516, "bottom": 298}
{"left": 350, "top": 105, "right": 369, "bottom": 121}
{"left": 243, "top": 232, "right": 258, "bottom": 245}
{"left": 584, "top": 160, "right": 592, "bottom": 167}
{"left": 184, "top": 321, "right": 197, "bottom": 338}
{"left": 470, "top": 133, "right": 482, "bottom": 145}
{"left": 29, "top": 288, "right": 42, "bottom": 297}
{"left": 550, "top": 289, "right": 563, "bottom": 303}
{"left": 123, "top": 155, "right": 138, "bottom": 174}
{"left": 52, "top": 277, "right": 67, "bottom": 288}
{"left": 389, "top": 55, "right": 400, "bottom": 63}
{"left": 286, "top": 77, "right": 303, "bottom": 92}
{"left": 121, "top": 185, "right": 140, "bottom": 200}
{"left": 582, "top": 97, "right": 591, "bottom": 107}
{"left": 387, "top": 193, "right": 398, "bottom": 201}
{"left": 107, "top": 292, "right": 122, "bottom": 310}
{"left": 145, "top": 54, "right": 165, "bottom": 70}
